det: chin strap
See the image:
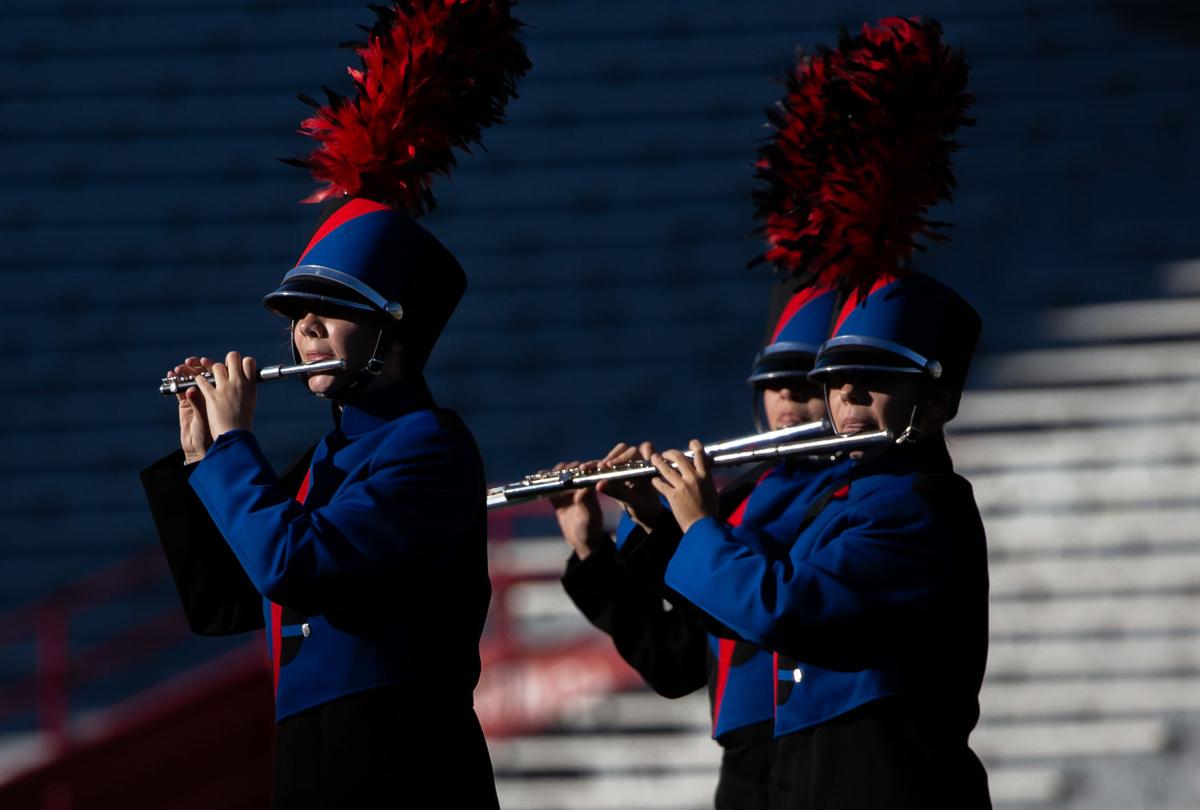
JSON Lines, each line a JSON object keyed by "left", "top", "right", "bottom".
{"left": 894, "top": 403, "right": 923, "bottom": 445}
{"left": 295, "top": 324, "right": 390, "bottom": 401}
{"left": 821, "top": 383, "right": 926, "bottom": 445}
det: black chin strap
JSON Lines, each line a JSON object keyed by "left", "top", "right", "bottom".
{"left": 896, "top": 403, "right": 923, "bottom": 444}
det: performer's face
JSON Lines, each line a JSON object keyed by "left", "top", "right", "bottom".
{"left": 825, "top": 371, "right": 922, "bottom": 458}
{"left": 761, "top": 378, "right": 826, "bottom": 430}
{"left": 293, "top": 309, "right": 377, "bottom": 396}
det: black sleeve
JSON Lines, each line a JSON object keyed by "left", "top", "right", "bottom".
{"left": 140, "top": 450, "right": 265, "bottom": 636}
{"left": 561, "top": 537, "right": 708, "bottom": 699}
{"left": 616, "top": 467, "right": 769, "bottom": 643}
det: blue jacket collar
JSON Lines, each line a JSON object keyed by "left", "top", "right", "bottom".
{"left": 333, "top": 377, "right": 436, "bottom": 437}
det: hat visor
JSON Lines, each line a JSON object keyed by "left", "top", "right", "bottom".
{"left": 747, "top": 357, "right": 817, "bottom": 386}
{"left": 263, "top": 280, "right": 379, "bottom": 320}
{"left": 807, "top": 347, "right": 926, "bottom": 383}
{"left": 807, "top": 362, "right": 925, "bottom": 383}
{"left": 746, "top": 343, "right": 818, "bottom": 386}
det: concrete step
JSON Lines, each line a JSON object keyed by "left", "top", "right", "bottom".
{"left": 979, "top": 340, "right": 1200, "bottom": 387}
{"left": 971, "top": 462, "right": 1200, "bottom": 515}
{"left": 508, "top": 550, "right": 1200, "bottom": 621}
{"left": 1161, "top": 259, "right": 1200, "bottom": 295}
{"left": 492, "top": 504, "right": 1200, "bottom": 564}
{"left": 951, "top": 382, "right": 1194, "bottom": 430}
{"left": 972, "top": 718, "right": 1170, "bottom": 761}
{"left": 989, "top": 635, "right": 1200, "bottom": 679}
{"left": 493, "top": 766, "right": 1069, "bottom": 808}
{"left": 495, "top": 772, "right": 715, "bottom": 810}
{"left": 987, "top": 767, "right": 1069, "bottom": 805}
{"left": 990, "top": 550, "right": 1200, "bottom": 598}
{"left": 951, "top": 421, "right": 1200, "bottom": 469}
{"left": 1039, "top": 298, "right": 1200, "bottom": 343}
{"left": 491, "top": 717, "right": 1167, "bottom": 773}
{"left": 489, "top": 731, "right": 720, "bottom": 773}
{"left": 983, "top": 677, "right": 1200, "bottom": 719}
{"left": 983, "top": 506, "right": 1200, "bottom": 555}
{"left": 560, "top": 691, "right": 709, "bottom": 732}
{"left": 991, "top": 594, "right": 1200, "bottom": 638}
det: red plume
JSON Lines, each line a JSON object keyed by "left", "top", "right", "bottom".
{"left": 286, "top": 0, "right": 530, "bottom": 215}
{"left": 752, "top": 17, "right": 974, "bottom": 298}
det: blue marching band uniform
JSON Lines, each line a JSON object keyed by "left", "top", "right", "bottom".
{"left": 142, "top": 200, "right": 499, "bottom": 808}
{"left": 666, "top": 273, "right": 989, "bottom": 807}
{"left": 142, "top": 1, "right": 529, "bottom": 805}
{"left": 560, "top": 284, "right": 848, "bottom": 809}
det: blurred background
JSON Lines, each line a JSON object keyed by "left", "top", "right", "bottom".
{"left": 2, "top": 0, "right": 1200, "bottom": 807}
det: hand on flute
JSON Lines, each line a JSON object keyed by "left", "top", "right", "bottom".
{"left": 548, "top": 460, "right": 607, "bottom": 561}
{"left": 190, "top": 351, "right": 258, "bottom": 442}
{"left": 648, "top": 440, "right": 717, "bottom": 534}
{"left": 167, "top": 356, "right": 214, "bottom": 464}
{"left": 594, "top": 442, "right": 664, "bottom": 532}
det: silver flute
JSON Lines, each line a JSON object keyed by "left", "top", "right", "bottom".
{"left": 159, "top": 359, "right": 348, "bottom": 396}
{"left": 486, "top": 421, "right": 894, "bottom": 510}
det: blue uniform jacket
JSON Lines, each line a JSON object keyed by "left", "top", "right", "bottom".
{"left": 665, "top": 441, "right": 988, "bottom": 739}
{"left": 178, "top": 379, "right": 488, "bottom": 721}
{"left": 603, "top": 458, "right": 849, "bottom": 738}
{"left": 610, "top": 502, "right": 777, "bottom": 739}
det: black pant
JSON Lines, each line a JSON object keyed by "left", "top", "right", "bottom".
{"left": 273, "top": 685, "right": 498, "bottom": 809}
{"left": 768, "top": 698, "right": 991, "bottom": 810}
{"left": 715, "top": 719, "right": 773, "bottom": 810}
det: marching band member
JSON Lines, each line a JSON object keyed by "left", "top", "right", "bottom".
{"left": 653, "top": 273, "right": 989, "bottom": 808}
{"left": 553, "top": 283, "right": 848, "bottom": 810}
{"left": 613, "top": 18, "right": 990, "bottom": 808}
{"left": 140, "top": 3, "right": 529, "bottom": 807}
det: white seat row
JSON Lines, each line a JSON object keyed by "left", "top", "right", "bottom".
{"left": 971, "top": 463, "right": 1200, "bottom": 514}
{"left": 505, "top": 554, "right": 1200, "bottom": 620}
{"left": 983, "top": 505, "right": 1200, "bottom": 554}
{"left": 493, "top": 766, "right": 1068, "bottom": 808}
{"left": 952, "top": 421, "right": 1200, "bottom": 470}
{"left": 990, "top": 550, "right": 1200, "bottom": 597}
{"left": 490, "top": 718, "right": 1167, "bottom": 773}
{"left": 978, "top": 340, "right": 1200, "bottom": 386}
{"left": 983, "top": 676, "right": 1200, "bottom": 718}
{"left": 989, "top": 637, "right": 1200, "bottom": 679}
{"left": 991, "top": 593, "right": 1200, "bottom": 637}
{"left": 1039, "top": 298, "right": 1200, "bottom": 342}
{"left": 952, "top": 380, "right": 1200, "bottom": 430}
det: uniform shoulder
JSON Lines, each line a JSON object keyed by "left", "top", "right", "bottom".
{"left": 371, "top": 406, "right": 476, "bottom": 458}
{"left": 846, "top": 469, "right": 976, "bottom": 527}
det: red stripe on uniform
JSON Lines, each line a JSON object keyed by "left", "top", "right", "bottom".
{"left": 711, "top": 469, "right": 776, "bottom": 732}
{"left": 271, "top": 468, "right": 313, "bottom": 695}
{"left": 295, "top": 198, "right": 391, "bottom": 265}
{"left": 270, "top": 602, "right": 283, "bottom": 694}
{"left": 712, "top": 638, "right": 736, "bottom": 732}
{"left": 772, "top": 651, "right": 779, "bottom": 711}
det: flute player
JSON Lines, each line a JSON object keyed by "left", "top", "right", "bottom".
{"left": 140, "top": 2, "right": 530, "bottom": 806}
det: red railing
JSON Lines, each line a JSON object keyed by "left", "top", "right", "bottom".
{"left": 0, "top": 495, "right": 635, "bottom": 782}
{"left": 0, "top": 549, "right": 189, "bottom": 749}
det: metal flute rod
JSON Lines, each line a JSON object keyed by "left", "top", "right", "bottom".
{"left": 485, "top": 428, "right": 893, "bottom": 510}
{"left": 507, "top": 421, "right": 829, "bottom": 486}
{"left": 159, "top": 359, "right": 348, "bottom": 395}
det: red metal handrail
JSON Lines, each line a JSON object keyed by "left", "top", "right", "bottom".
{"left": 0, "top": 493, "right": 573, "bottom": 751}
